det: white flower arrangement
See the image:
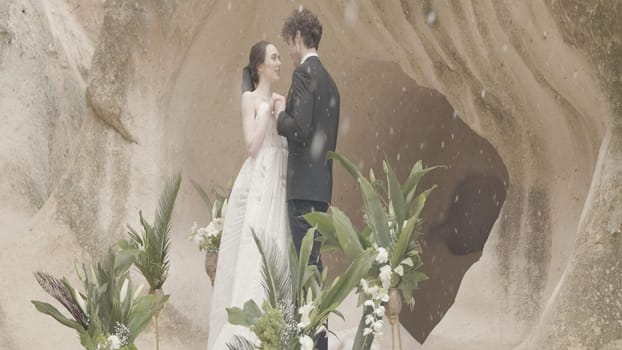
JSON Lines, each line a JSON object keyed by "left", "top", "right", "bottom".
{"left": 189, "top": 180, "right": 231, "bottom": 253}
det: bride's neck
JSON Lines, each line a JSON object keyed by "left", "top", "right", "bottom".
{"left": 254, "top": 79, "right": 272, "bottom": 99}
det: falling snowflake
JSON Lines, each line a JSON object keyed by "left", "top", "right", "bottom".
{"left": 310, "top": 130, "right": 327, "bottom": 161}
{"left": 425, "top": 11, "right": 437, "bottom": 25}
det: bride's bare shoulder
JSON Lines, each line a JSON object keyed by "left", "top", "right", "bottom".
{"left": 241, "top": 91, "right": 256, "bottom": 114}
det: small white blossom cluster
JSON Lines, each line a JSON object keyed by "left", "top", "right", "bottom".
{"left": 277, "top": 300, "right": 298, "bottom": 349}
{"left": 112, "top": 322, "right": 130, "bottom": 346}
{"left": 360, "top": 246, "right": 417, "bottom": 337}
{"left": 297, "top": 291, "right": 318, "bottom": 349}
{"left": 189, "top": 199, "right": 227, "bottom": 252}
{"left": 360, "top": 278, "right": 389, "bottom": 337}
{"left": 96, "top": 323, "right": 129, "bottom": 350}
{"left": 374, "top": 246, "right": 414, "bottom": 289}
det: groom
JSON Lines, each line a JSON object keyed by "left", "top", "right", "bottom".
{"left": 274, "top": 7, "right": 340, "bottom": 350}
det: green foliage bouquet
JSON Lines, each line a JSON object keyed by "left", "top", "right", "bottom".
{"left": 224, "top": 229, "right": 376, "bottom": 350}
{"left": 304, "top": 152, "right": 443, "bottom": 348}
{"left": 32, "top": 249, "right": 168, "bottom": 350}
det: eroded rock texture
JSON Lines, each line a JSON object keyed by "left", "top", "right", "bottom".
{"left": 1, "top": 1, "right": 620, "bottom": 349}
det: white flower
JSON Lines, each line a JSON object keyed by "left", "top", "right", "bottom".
{"left": 73, "top": 288, "right": 87, "bottom": 314}
{"left": 119, "top": 278, "right": 129, "bottom": 301}
{"left": 197, "top": 226, "right": 209, "bottom": 237}
{"left": 107, "top": 335, "right": 121, "bottom": 350}
{"left": 379, "top": 292, "right": 390, "bottom": 303}
{"left": 375, "top": 247, "right": 389, "bottom": 264}
{"left": 360, "top": 278, "right": 380, "bottom": 298}
{"left": 315, "top": 324, "right": 326, "bottom": 335}
{"left": 360, "top": 278, "right": 368, "bottom": 290}
{"left": 298, "top": 303, "right": 314, "bottom": 329}
{"left": 190, "top": 221, "right": 198, "bottom": 235}
{"left": 379, "top": 265, "right": 392, "bottom": 289}
{"left": 363, "top": 327, "right": 373, "bottom": 336}
{"left": 132, "top": 283, "right": 144, "bottom": 300}
{"left": 364, "top": 300, "right": 375, "bottom": 308}
{"left": 191, "top": 234, "right": 202, "bottom": 245}
{"left": 365, "top": 314, "right": 375, "bottom": 325}
{"left": 211, "top": 218, "right": 224, "bottom": 233}
{"left": 299, "top": 335, "right": 314, "bottom": 350}
{"left": 400, "top": 257, "right": 414, "bottom": 267}
{"left": 394, "top": 265, "right": 404, "bottom": 277}
{"left": 374, "top": 305, "right": 385, "bottom": 318}
{"left": 372, "top": 320, "right": 384, "bottom": 332}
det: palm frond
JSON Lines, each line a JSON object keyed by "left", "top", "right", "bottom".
{"left": 190, "top": 179, "right": 213, "bottom": 214}
{"left": 226, "top": 335, "right": 260, "bottom": 350}
{"left": 126, "top": 173, "right": 181, "bottom": 291}
{"left": 251, "top": 230, "right": 292, "bottom": 308}
{"left": 33, "top": 272, "right": 89, "bottom": 328}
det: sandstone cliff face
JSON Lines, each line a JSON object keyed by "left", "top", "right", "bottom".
{"left": 1, "top": 1, "right": 620, "bottom": 349}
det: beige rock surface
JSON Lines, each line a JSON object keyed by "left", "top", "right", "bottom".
{"left": 1, "top": 1, "right": 620, "bottom": 349}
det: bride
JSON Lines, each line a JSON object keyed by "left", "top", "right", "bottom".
{"left": 207, "top": 40, "right": 289, "bottom": 349}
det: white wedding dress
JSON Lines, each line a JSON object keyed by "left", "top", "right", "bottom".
{"left": 207, "top": 115, "right": 290, "bottom": 349}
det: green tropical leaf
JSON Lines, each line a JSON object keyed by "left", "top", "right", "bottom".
{"left": 316, "top": 249, "right": 376, "bottom": 323}
{"left": 353, "top": 305, "right": 375, "bottom": 350}
{"left": 359, "top": 177, "right": 390, "bottom": 247}
{"left": 127, "top": 294, "right": 168, "bottom": 342}
{"left": 385, "top": 159, "right": 405, "bottom": 232}
{"left": 227, "top": 300, "right": 262, "bottom": 327}
{"left": 407, "top": 185, "right": 436, "bottom": 218}
{"left": 113, "top": 249, "right": 137, "bottom": 277}
{"left": 403, "top": 164, "right": 444, "bottom": 204}
{"left": 296, "top": 228, "right": 315, "bottom": 304}
{"left": 31, "top": 301, "right": 84, "bottom": 331}
{"left": 330, "top": 207, "right": 364, "bottom": 260}
{"left": 327, "top": 151, "right": 362, "bottom": 180}
{"left": 304, "top": 211, "right": 341, "bottom": 253}
{"left": 390, "top": 216, "right": 417, "bottom": 268}
{"left": 190, "top": 179, "right": 213, "bottom": 214}
{"left": 359, "top": 226, "right": 373, "bottom": 249}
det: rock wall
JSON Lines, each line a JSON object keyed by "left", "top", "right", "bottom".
{"left": 1, "top": 1, "right": 620, "bottom": 349}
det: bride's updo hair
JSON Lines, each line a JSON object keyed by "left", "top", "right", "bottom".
{"left": 241, "top": 40, "right": 270, "bottom": 93}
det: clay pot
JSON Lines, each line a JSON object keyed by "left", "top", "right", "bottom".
{"left": 205, "top": 250, "right": 218, "bottom": 285}
{"left": 386, "top": 288, "right": 402, "bottom": 325}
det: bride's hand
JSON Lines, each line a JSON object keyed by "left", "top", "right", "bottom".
{"left": 271, "top": 93, "right": 286, "bottom": 117}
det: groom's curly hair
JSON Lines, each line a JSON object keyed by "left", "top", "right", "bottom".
{"left": 281, "top": 7, "right": 323, "bottom": 49}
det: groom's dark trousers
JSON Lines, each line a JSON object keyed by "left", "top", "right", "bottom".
{"left": 277, "top": 55, "right": 340, "bottom": 350}
{"left": 288, "top": 199, "right": 328, "bottom": 350}
{"left": 288, "top": 199, "right": 328, "bottom": 272}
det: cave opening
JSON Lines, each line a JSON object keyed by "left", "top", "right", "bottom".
{"left": 329, "top": 59, "right": 509, "bottom": 343}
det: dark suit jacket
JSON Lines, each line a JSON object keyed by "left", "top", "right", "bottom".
{"left": 277, "top": 56, "right": 340, "bottom": 203}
